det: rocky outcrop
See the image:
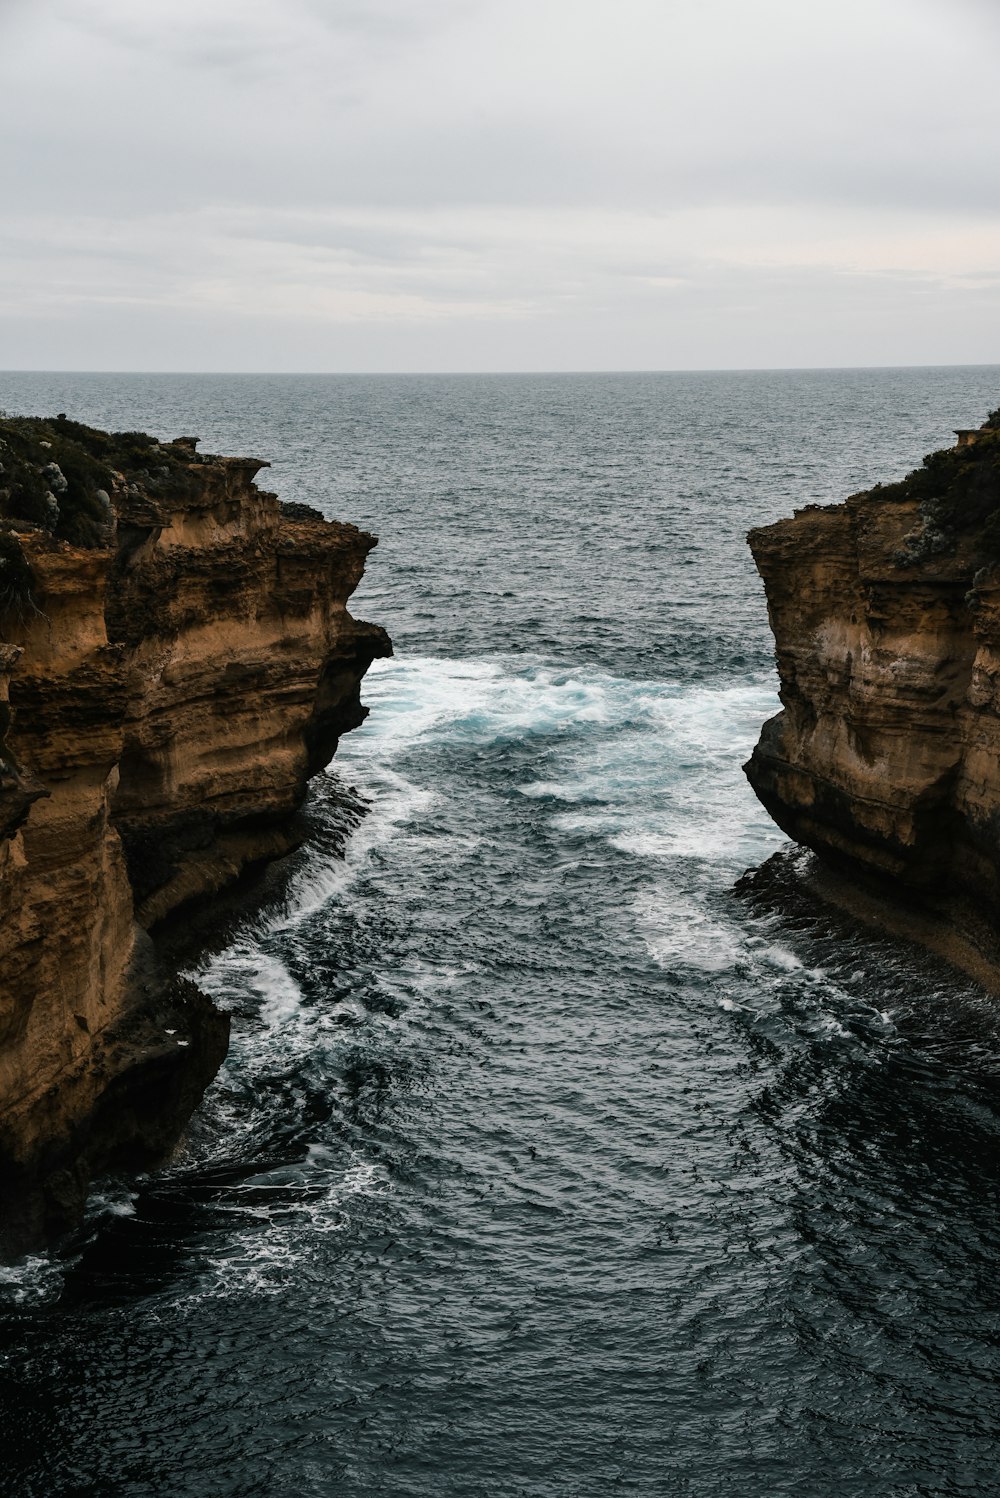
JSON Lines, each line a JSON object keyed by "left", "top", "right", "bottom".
{"left": 745, "top": 410, "right": 1000, "bottom": 973}
{"left": 0, "top": 419, "right": 390, "bottom": 1252}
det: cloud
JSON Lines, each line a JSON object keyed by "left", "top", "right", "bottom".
{"left": 1, "top": 0, "right": 999, "bottom": 368}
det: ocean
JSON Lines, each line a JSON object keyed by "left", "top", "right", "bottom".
{"left": 0, "top": 368, "right": 998, "bottom": 1497}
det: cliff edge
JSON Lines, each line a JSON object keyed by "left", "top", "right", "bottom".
{"left": 0, "top": 414, "right": 390, "bottom": 1253}
{"left": 745, "top": 408, "right": 1000, "bottom": 979}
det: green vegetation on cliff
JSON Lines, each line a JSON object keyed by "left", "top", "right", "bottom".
{"left": 0, "top": 413, "right": 198, "bottom": 548}
{"left": 873, "top": 408, "right": 1000, "bottom": 558}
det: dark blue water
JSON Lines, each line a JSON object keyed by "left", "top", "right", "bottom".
{"left": 1, "top": 369, "right": 999, "bottom": 1497}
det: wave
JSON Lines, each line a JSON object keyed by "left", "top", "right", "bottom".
{"left": 346, "top": 652, "right": 778, "bottom": 751}
{"left": 341, "top": 653, "right": 784, "bottom": 869}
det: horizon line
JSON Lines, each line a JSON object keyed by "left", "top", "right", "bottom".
{"left": 1, "top": 361, "right": 999, "bottom": 379}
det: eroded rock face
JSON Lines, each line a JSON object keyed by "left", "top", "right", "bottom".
{"left": 0, "top": 433, "right": 390, "bottom": 1252}
{"left": 745, "top": 417, "right": 1000, "bottom": 965}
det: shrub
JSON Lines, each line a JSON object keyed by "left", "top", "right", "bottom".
{"left": 874, "top": 414, "right": 1000, "bottom": 558}
{"left": 0, "top": 531, "right": 38, "bottom": 626}
{"left": 0, "top": 412, "right": 199, "bottom": 548}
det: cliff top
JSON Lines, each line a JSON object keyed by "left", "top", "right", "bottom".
{"left": 0, "top": 413, "right": 215, "bottom": 548}
{"left": 865, "top": 405, "right": 1000, "bottom": 558}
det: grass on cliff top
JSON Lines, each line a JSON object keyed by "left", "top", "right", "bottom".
{"left": 0, "top": 412, "right": 198, "bottom": 548}
{"left": 871, "top": 406, "right": 1000, "bottom": 557}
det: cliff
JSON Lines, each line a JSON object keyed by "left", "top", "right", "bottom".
{"left": 0, "top": 415, "right": 390, "bottom": 1253}
{"left": 745, "top": 408, "right": 1000, "bottom": 977}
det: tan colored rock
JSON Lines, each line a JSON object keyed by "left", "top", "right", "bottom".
{"left": 745, "top": 418, "right": 1000, "bottom": 972}
{"left": 0, "top": 441, "right": 389, "bottom": 1251}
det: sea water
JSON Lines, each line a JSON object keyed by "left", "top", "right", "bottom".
{"left": 0, "top": 369, "right": 998, "bottom": 1497}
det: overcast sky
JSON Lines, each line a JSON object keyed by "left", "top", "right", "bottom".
{"left": 1, "top": 0, "right": 998, "bottom": 371}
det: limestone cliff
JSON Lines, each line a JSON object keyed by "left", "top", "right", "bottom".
{"left": 745, "top": 408, "right": 1000, "bottom": 973}
{"left": 0, "top": 415, "right": 390, "bottom": 1252}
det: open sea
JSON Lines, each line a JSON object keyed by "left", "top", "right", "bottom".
{"left": 0, "top": 367, "right": 998, "bottom": 1498}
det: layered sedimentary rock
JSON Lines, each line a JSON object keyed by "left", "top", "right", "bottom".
{"left": 745, "top": 411, "right": 1000, "bottom": 968}
{"left": 0, "top": 419, "right": 389, "bottom": 1251}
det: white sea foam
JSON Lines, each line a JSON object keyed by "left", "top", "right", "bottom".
{"left": 190, "top": 759, "right": 434, "bottom": 1044}
{"left": 87, "top": 1185, "right": 139, "bottom": 1219}
{"left": 351, "top": 654, "right": 777, "bottom": 754}
{"left": 346, "top": 653, "right": 628, "bottom": 750}
{"left": 756, "top": 944, "right": 804, "bottom": 972}
{"left": 172, "top": 1153, "right": 388, "bottom": 1305}
{"left": 195, "top": 948, "right": 302, "bottom": 1022}
{"left": 491, "top": 664, "right": 787, "bottom": 868}
{"left": 0, "top": 1254, "right": 66, "bottom": 1308}
{"left": 633, "top": 887, "right": 749, "bottom": 974}
{"left": 276, "top": 766, "right": 434, "bottom": 934}
{"left": 635, "top": 875, "right": 871, "bottom": 1048}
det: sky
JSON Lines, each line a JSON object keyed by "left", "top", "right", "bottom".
{"left": 0, "top": 0, "right": 998, "bottom": 372}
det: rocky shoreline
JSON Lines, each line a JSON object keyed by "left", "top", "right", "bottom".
{"left": 0, "top": 415, "right": 389, "bottom": 1253}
